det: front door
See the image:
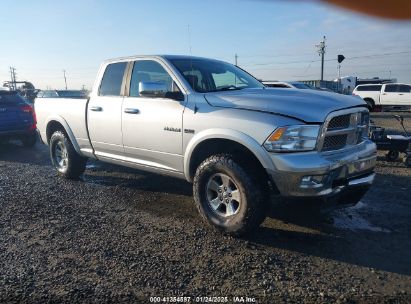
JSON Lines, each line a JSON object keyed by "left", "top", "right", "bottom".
{"left": 381, "top": 84, "right": 401, "bottom": 105}
{"left": 121, "top": 59, "right": 186, "bottom": 172}
{"left": 397, "top": 84, "right": 411, "bottom": 105}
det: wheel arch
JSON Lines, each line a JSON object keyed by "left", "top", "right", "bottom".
{"left": 184, "top": 129, "right": 275, "bottom": 182}
{"left": 45, "top": 115, "right": 82, "bottom": 154}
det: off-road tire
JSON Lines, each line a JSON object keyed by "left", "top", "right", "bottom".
{"left": 22, "top": 134, "right": 37, "bottom": 147}
{"left": 193, "top": 154, "right": 269, "bottom": 236}
{"left": 49, "top": 130, "right": 87, "bottom": 179}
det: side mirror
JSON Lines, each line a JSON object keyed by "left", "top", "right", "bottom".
{"left": 139, "top": 81, "right": 168, "bottom": 98}
{"left": 138, "top": 81, "right": 184, "bottom": 101}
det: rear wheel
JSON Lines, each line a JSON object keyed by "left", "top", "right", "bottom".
{"left": 50, "top": 131, "right": 87, "bottom": 179}
{"left": 193, "top": 154, "right": 269, "bottom": 236}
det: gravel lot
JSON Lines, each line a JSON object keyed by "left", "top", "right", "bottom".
{"left": 0, "top": 112, "right": 410, "bottom": 303}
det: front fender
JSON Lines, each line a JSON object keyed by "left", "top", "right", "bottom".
{"left": 183, "top": 128, "right": 275, "bottom": 181}
{"left": 44, "top": 115, "right": 82, "bottom": 155}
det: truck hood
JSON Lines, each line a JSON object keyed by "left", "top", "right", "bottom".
{"left": 204, "top": 88, "right": 366, "bottom": 122}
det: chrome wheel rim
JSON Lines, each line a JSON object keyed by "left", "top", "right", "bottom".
{"left": 54, "top": 141, "right": 68, "bottom": 170}
{"left": 206, "top": 173, "right": 241, "bottom": 217}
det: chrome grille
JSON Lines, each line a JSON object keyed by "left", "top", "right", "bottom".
{"left": 319, "top": 109, "right": 369, "bottom": 152}
{"left": 322, "top": 134, "right": 347, "bottom": 151}
{"left": 328, "top": 114, "right": 351, "bottom": 129}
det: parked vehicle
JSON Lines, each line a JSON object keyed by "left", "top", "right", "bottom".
{"left": 263, "top": 81, "right": 314, "bottom": 90}
{"left": 353, "top": 83, "right": 411, "bottom": 110}
{"left": 36, "top": 90, "right": 88, "bottom": 99}
{"left": 2, "top": 81, "right": 38, "bottom": 103}
{"left": 0, "top": 90, "right": 37, "bottom": 146}
{"left": 35, "top": 55, "right": 376, "bottom": 235}
{"left": 369, "top": 115, "right": 411, "bottom": 167}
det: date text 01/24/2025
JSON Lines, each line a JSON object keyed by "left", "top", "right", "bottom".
{"left": 149, "top": 296, "right": 257, "bottom": 303}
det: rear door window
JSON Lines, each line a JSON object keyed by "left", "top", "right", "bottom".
{"left": 99, "top": 62, "right": 127, "bottom": 96}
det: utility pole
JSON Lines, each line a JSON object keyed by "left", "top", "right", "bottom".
{"left": 9, "top": 67, "right": 17, "bottom": 90}
{"left": 235, "top": 53, "right": 238, "bottom": 66}
{"left": 316, "top": 36, "right": 326, "bottom": 81}
{"left": 63, "top": 70, "right": 67, "bottom": 90}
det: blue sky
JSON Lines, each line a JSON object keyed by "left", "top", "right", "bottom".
{"left": 1, "top": 0, "right": 410, "bottom": 89}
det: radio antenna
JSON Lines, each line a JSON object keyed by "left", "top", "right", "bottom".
{"left": 188, "top": 24, "right": 192, "bottom": 56}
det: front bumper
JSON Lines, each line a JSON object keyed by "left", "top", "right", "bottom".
{"left": 267, "top": 139, "right": 377, "bottom": 198}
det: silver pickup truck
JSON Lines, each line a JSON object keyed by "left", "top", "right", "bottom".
{"left": 35, "top": 55, "right": 376, "bottom": 235}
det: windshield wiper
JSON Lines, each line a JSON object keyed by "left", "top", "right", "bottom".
{"left": 211, "top": 86, "right": 244, "bottom": 92}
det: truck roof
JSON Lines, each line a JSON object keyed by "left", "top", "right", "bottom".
{"left": 102, "top": 54, "right": 223, "bottom": 64}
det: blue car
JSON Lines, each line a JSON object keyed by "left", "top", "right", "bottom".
{"left": 0, "top": 90, "right": 37, "bottom": 147}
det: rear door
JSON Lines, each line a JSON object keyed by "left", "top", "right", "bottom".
{"left": 0, "top": 92, "right": 32, "bottom": 132}
{"left": 87, "top": 61, "right": 128, "bottom": 157}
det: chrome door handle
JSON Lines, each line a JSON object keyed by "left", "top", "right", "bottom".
{"left": 90, "top": 106, "right": 103, "bottom": 112}
{"left": 399, "top": 93, "right": 404, "bottom": 95}
{"left": 124, "top": 108, "right": 140, "bottom": 114}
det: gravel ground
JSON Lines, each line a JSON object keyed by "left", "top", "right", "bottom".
{"left": 0, "top": 112, "right": 410, "bottom": 303}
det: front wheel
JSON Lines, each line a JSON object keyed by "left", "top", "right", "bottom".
{"left": 386, "top": 150, "right": 399, "bottom": 162}
{"left": 365, "top": 100, "right": 375, "bottom": 111}
{"left": 49, "top": 130, "right": 87, "bottom": 179}
{"left": 193, "top": 154, "right": 269, "bottom": 236}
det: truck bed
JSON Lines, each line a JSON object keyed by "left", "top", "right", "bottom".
{"left": 35, "top": 97, "right": 92, "bottom": 151}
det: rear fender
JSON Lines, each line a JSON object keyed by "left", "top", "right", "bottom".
{"left": 45, "top": 115, "right": 82, "bottom": 154}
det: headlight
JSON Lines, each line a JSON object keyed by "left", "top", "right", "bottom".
{"left": 264, "top": 125, "right": 320, "bottom": 152}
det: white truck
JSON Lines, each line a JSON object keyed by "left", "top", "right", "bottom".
{"left": 353, "top": 83, "right": 411, "bottom": 110}
{"left": 35, "top": 55, "right": 377, "bottom": 235}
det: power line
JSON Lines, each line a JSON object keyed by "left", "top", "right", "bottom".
{"left": 240, "top": 50, "right": 411, "bottom": 67}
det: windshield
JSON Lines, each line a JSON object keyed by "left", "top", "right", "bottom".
{"left": 170, "top": 58, "right": 264, "bottom": 93}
